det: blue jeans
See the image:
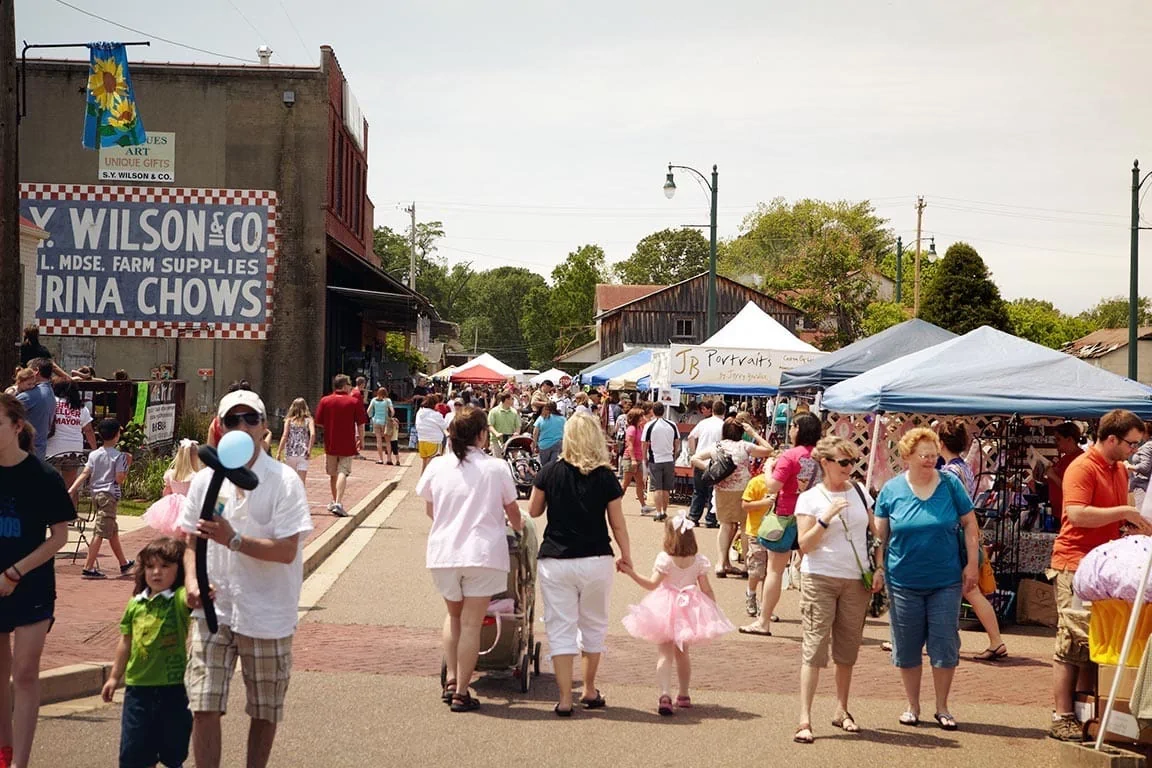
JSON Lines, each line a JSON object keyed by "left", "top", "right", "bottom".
{"left": 887, "top": 583, "right": 962, "bottom": 669}
{"left": 688, "top": 469, "right": 716, "bottom": 524}
{"left": 539, "top": 442, "right": 562, "bottom": 467}
{"left": 120, "top": 685, "right": 192, "bottom": 768}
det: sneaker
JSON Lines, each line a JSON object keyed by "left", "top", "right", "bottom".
{"left": 745, "top": 591, "right": 759, "bottom": 617}
{"left": 331, "top": 503, "right": 349, "bottom": 518}
{"left": 81, "top": 568, "right": 106, "bottom": 580}
{"left": 120, "top": 560, "right": 135, "bottom": 575}
{"left": 326, "top": 501, "right": 336, "bottom": 513}
{"left": 640, "top": 505, "right": 655, "bottom": 516}
{"left": 704, "top": 521, "right": 720, "bottom": 529}
{"left": 1049, "top": 713, "right": 1083, "bottom": 742}
{"left": 653, "top": 512, "right": 667, "bottom": 522}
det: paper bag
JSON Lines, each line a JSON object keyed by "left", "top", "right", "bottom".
{"left": 1016, "top": 578, "right": 1058, "bottom": 627}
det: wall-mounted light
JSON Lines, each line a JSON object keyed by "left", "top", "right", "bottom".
{"left": 282, "top": 90, "right": 295, "bottom": 108}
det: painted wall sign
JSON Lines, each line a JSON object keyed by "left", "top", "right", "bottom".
{"left": 99, "top": 131, "right": 175, "bottom": 182}
{"left": 19, "top": 184, "right": 277, "bottom": 339}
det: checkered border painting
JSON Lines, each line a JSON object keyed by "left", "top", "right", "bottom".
{"left": 20, "top": 184, "right": 277, "bottom": 340}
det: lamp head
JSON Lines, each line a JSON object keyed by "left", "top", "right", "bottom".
{"left": 927, "top": 237, "right": 938, "bottom": 262}
{"left": 663, "top": 170, "right": 676, "bottom": 200}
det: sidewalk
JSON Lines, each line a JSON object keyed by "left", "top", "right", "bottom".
{"left": 42, "top": 451, "right": 404, "bottom": 672}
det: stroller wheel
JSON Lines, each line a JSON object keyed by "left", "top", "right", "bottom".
{"left": 520, "top": 652, "right": 531, "bottom": 693}
{"left": 533, "top": 642, "right": 542, "bottom": 676}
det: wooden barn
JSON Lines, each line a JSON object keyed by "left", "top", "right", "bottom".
{"left": 595, "top": 274, "right": 805, "bottom": 360}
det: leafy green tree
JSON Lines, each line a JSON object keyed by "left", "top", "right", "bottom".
{"left": 1006, "top": 298, "right": 1092, "bottom": 349}
{"left": 383, "top": 332, "right": 426, "bottom": 372}
{"left": 521, "top": 285, "right": 559, "bottom": 369}
{"left": 1078, "top": 296, "right": 1152, "bottom": 330}
{"left": 549, "top": 244, "right": 607, "bottom": 356}
{"left": 463, "top": 267, "right": 549, "bottom": 369}
{"left": 919, "top": 242, "right": 1013, "bottom": 335}
{"left": 861, "top": 301, "right": 908, "bottom": 337}
{"left": 614, "top": 228, "right": 710, "bottom": 285}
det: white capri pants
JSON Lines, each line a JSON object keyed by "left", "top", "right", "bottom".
{"left": 538, "top": 555, "right": 615, "bottom": 658}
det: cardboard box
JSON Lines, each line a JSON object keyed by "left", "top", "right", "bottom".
{"left": 1017, "top": 577, "right": 1058, "bottom": 627}
{"left": 1096, "top": 664, "right": 1152, "bottom": 744}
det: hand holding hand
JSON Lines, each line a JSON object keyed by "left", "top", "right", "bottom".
{"left": 870, "top": 569, "right": 885, "bottom": 594}
{"left": 616, "top": 557, "right": 633, "bottom": 574}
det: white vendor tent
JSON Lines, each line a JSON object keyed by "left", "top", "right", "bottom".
{"left": 451, "top": 353, "right": 516, "bottom": 378}
{"left": 531, "top": 368, "right": 571, "bottom": 385}
{"left": 430, "top": 365, "right": 457, "bottom": 382}
{"left": 703, "top": 302, "right": 821, "bottom": 352}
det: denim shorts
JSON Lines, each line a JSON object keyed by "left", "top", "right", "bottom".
{"left": 887, "top": 583, "right": 962, "bottom": 669}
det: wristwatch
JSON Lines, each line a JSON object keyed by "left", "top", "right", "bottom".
{"left": 228, "top": 532, "right": 243, "bottom": 552}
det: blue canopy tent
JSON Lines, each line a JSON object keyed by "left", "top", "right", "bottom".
{"left": 579, "top": 348, "right": 654, "bottom": 387}
{"left": 778, "top": 319, "right": 957, "bottom": 394}
{"left": 821, "top": 326, "right": 1152, "bottom": 418}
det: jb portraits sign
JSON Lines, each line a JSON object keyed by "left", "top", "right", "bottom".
{"left": 20, "top": 185, "right": 277, "bottom": 339}
{"left": 668, "top": 344, "right": 825, "bottom": 389}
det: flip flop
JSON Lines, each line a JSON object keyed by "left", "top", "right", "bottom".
{"left": 934, "top": 712, "right": 958, "bottom": 731}
{"left": 794, "top": 724, "right": 814, "bottom": 744}
{"left": 738, "top": 624, "right": 772, "bottom": 636}
{"left": 899, "top": 711, "right": 920, "bottom": 726}
{"left": 554, "top": 703, "right": 573, "bottom": 717}
{"left": 973, "top": 643, "right": 1008, "bottom": 661}
{"left": 832, "top": 712, "right": 859, "bottom": 733}
{"left": 580, "top": 690, "right": 606, "bottom": 709}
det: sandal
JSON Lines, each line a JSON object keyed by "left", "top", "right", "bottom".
{"left": 881, "top": 641, "right": 892, "bottom": 652}
{"left": 554, "top": 703, "right": 573, "bottom": 717}
{"left": 933, "top": 712, "right": 958, "bottom": 731}
{"left": 658, "top": 694, "right": 675, "bottom": 716}
{"left": 738, "top": 624, "right": 772, "bottom": 636}
{"left": 973, "top": 643, "right": 1008, "bottom": 661}
{"left": 714, "top": 569, "right": 728, "bottom": 579}
{"left": 794, "top": 724, "right": 814, "bottom": 744}
{"left": 450, "top": 692, "right": 480, "bottom": 713}
{"left": 676, "top": 695, "right": 692, "bottom": 709}
{"left": 899, "top": 711, "right": 919, "bottom": 726}
{"left": 580, "top": 690, "right": 606, "bottom": 709}
{"left": 442, "top": 679, "right": 457, "bottom": 703}
{"left": 832, "top": 712, "right": 859, "bottom": 733}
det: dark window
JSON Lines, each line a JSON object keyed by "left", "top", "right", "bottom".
{"left": 674, "top": 318, "right": 694, "bottom": 338}
{"left": 334, "top": 133, "right": 344, "bottom": 214}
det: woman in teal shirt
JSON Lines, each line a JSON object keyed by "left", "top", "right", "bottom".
{"left": 874, "top": 427, "right": 978, "bottom": 732}
{"left": 533, "top": 401, "right": 566, "bottom": 467}
{"left": 367, "top": 388, "right": 393, "bottom": 465}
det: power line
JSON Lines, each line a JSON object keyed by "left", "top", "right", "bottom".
{"left": 928, "top": 194, "right": 1125, "bottom": 219}
{"left": 52, "top": 0, "right": 252, "bottom": 62}
{"left": 278, "top": 0, "right": 314, "bottom": 65}
{"left": 220, "top": 0, "right": 266, "bottom": 43}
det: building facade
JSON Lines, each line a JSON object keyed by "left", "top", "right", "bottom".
{"left": 20, "top": 47, "right": 443, "bottom": 417}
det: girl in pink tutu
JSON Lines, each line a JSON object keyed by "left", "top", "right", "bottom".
{"left": 621, "top": 514, "right": 735, "bottom": 715}
{"left": 142, "top": 439, "right": 200, "bottom": 535}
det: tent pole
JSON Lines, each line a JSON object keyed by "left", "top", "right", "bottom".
{"left": 1094, "top": 546, "right": 1152, "bottom": 750}
{"left": 864, "top": 412, "right": 883, "bottom": 491}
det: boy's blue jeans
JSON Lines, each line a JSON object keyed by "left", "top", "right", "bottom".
{"left": 120, "top": 685, "right": 192, "bottom": 768}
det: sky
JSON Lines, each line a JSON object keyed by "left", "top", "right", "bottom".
{"left": 20, "top": 0, "right": 1152, "bottom": 314}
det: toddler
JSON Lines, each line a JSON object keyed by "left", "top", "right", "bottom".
{"left": 69, "top": 418, "right": 133, "bottom": 579}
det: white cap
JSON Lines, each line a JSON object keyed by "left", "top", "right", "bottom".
{"left": 218, "top": 390, "right": 266, "bottom": 420}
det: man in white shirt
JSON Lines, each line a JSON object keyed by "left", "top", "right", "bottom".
{"left": 180, "top": 390, "right": 313, "bottom": 768}
{"left": 686, "top": 399, "right": 727, "bottom": 527}
{"left": 642, "top": 402, "right": 680, "bottom": 522}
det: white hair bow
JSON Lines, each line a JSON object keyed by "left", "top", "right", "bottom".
{"left": 671, "top": 514, "right": 695, "bottom": 534}
{"left": 179, "top": 438, "right": 198, "bottom": 449}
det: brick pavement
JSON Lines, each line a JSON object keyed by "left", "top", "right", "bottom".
{"left": 40, "top": 451, "right": 403, "bottom": 671}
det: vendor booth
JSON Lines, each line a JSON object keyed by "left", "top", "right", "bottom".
{"left": 579, "top": 348, "right": 654, "bottom": 388}
{"left": 452, "top": 353, "right": 516, "bottom": 379}
{"left": 531, "top": 368, "right": 571, "bottom": 386}
{"left": 450, "top": 364, "right": 508, "bottom": 385}
{"left": 821, "top": 325, "right": 1152, "bottom": 622}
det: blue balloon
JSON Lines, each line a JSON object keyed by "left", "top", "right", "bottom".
{"left": 217, "top": 431, "right": 254, "bottom": 469}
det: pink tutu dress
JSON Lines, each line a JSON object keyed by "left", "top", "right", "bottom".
{"left": 622, "top": 553, "right": 735, "bottom": 650}
{"left": 142, "top": 470, "right": 190, "bottom": 536}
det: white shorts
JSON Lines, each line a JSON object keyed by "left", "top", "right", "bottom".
{"left": 283, "top": 455, "right": 309, "bottom": 472}
{"left": 538, "top": 555, "right": 615, "bottom": 657}
{"left": 430, "top": 567, "right": 508, "bottom": 602}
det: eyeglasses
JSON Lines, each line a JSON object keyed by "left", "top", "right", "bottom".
{"left": 1122, "top": 438, "right": 1142, "bottom": 449}
{"left": 825, "top": 457, "right": 853, "bottom": 467}
{"left": 223, "top": 411, "right": 262, "bottom": 428}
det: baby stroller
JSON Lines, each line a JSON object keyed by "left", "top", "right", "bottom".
{"left": 441, "top": 518, "right": 542, "bottom": 692}
{"left": 504, "top": 435, "right": 540, "bottom": 499}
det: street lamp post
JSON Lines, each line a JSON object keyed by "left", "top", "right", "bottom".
{"left": 1131, "top": 160, "right": 1152, "bottom": 380}
{"left": 893, "top": 235, "right": 935, "bottom": 306}
{"left": 664, "top": 163, "right": 719, "bottom": 337}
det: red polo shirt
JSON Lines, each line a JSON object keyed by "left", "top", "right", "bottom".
{"left": 1050, "top": 445, "right": 1127, "bottom": 571}
{"left": 315, "top": 391, "right": 367, "bottom": 457}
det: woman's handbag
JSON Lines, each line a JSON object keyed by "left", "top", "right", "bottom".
{"left": 701, "top": 443, "right": 737, "bottom": 487}
{"left": 757, "top": 511, "right": 797, "bottom": 553}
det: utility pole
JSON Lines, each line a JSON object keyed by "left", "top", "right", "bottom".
{"left": 894, "top": 236, "right": 903, "bottom": 304}
{"left": 406, "top": 203, "right": 416, "bottom": 291}
{"left": 913, "top": 196, "right": 926, "bottom": 317}
{"left": 0, "top": 0, "right": 18, "bottom": 380}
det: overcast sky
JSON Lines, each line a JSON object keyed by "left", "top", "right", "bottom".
{"left": 21, "top": 0, "right": 1152, "bottom": 314}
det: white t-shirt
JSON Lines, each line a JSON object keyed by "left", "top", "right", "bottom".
{"left": 179, "top": 451, "right": 314, "bottom": 639}
{"left": 794, "top": 482, "right": 873, "bottom": 580}
{"left": 643, "top": 418, "right": 679, "bottom": 463}
{"left": 416, "top": 447, "right": 518, "bottom": 570}
{"left": 574, "top": 404, "right": 591, "bottom": 417}
{"left": 714, "top": 439, "right": 753, "bottom": 492}
{"left": 688, "top": 415, "right": 724, "bottom": 453}
{"left": 46, "top": 399, "right": 92, "bottom": 457}
{"left": 415, "top": 407, "right": 448, "bottom": 442}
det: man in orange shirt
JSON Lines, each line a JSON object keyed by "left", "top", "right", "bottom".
{"left": 1049, "top": 409, "right": 1152, "bottom": 741}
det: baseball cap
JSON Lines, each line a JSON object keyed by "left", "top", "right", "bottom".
{"left": 218, "top": 390, "right": 267, "bottom": 420}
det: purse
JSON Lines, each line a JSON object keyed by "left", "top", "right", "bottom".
{"left": 758, "top": 511, "right": 797, "bottom": 552}
{"left": 701, "top": 443, "right": 737, "bottom": 486}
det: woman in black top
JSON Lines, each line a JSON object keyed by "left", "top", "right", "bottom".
{"left": 529, "top": 413, "right": 633, "bottom": 716}
{"left": 18, "top": 326, "right": 51, "bottom": 368}
{"left": 0, "top": 393, "right": 75, "bottom": 767}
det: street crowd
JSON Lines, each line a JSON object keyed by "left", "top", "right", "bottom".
{"left": 2, "top": 334, "right": 1151, "bottom": 765}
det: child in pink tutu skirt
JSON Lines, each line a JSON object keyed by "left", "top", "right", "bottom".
{"left": 142, "top": 438, "right": 200, "bottom": 535}
{"left": 621, "top": 514, "right": 735, "bottom": 715}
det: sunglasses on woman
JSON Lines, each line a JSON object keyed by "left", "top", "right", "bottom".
{"left": 825, "top": 457, "right": 853, "bottom": 467}
{"left": 223, "top": 411, "right": 262, "bottom": 428}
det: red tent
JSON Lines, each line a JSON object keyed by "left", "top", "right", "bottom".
{"left": 450, "top": 364, "right": 506, "bottom": 384}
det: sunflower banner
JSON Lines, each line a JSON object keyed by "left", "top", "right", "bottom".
{"left": 83, "top": 42, "right": 146, "bottom": 150}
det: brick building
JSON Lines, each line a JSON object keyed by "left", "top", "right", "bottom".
{"left": 19, "top": 46, "right": 445, "bottom": 418}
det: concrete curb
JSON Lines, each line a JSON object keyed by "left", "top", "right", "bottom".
{"left": 38, "top": 469, "right": 404, "bottom": 704}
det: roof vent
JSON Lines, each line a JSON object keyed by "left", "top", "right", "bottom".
{"left": 257, "top": 45, "right": 273, "bottom": 65}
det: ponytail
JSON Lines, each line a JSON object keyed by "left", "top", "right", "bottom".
{"left": 18, "top": 422, "right": 34, "bottom": 453}
{"left": 447, "top": 406, "right": 488, "bottom": 462}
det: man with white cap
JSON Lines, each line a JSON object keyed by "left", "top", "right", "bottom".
{"left": 179, "top": 390, "right": 313, "bottom": 768}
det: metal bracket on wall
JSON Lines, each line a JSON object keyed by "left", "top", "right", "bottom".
{"left": 19, "top": 41, "right": 150, "bottom": 122}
